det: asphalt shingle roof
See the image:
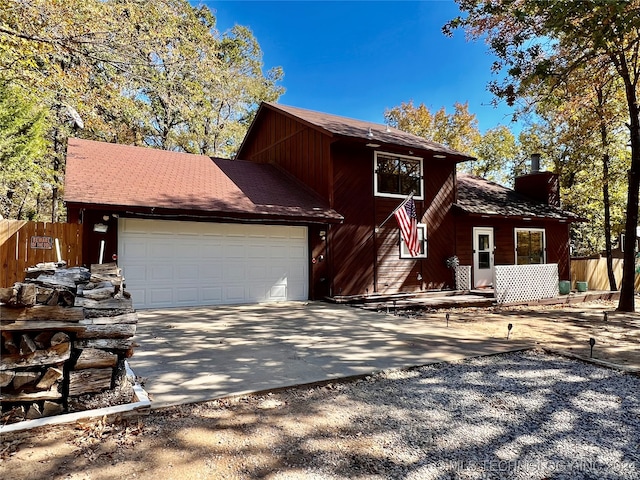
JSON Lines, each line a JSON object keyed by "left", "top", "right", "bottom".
{"left": 64, "top": 138, "right": 342, "bottom": 223}
{"left": 455, "top": 173, "right": 580, "bottom": 221}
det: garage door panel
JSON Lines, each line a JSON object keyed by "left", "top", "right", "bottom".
{"left": 176, "top": 287, "right": 198, "bottom": 304}
{"left": 202, "top": 287, "right": 223, "bottom": 303}
{"left": 119, "top": 219, "right": 308, "bottom": 308}
{"left": 199, "top": 264, "right": 222, "bottom": 281}
{"left": 149, "top": 288, "right": 173, "bottom": 307}
{"left": 224, "top": 244, "right": 245, "bottom": 258}
{"left": 149, "top": 265, "right": 174, "bottom": 281}
{"left": 121, "top": 240, "right": 147, "bottom": 258}
{"left": 225, "top": 285, "right": 246, "bottom": 302}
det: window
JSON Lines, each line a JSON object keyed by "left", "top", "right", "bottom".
{"left": 400, "top": 223, "right": 427, "bottom": 258}
{"left": 515, "top": 228, "right": 546, "bottom": 265}
{"left": 374, "top": 152, "right": 423, "bottom": 199}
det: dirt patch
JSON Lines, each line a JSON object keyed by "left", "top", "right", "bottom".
{"left": 1, "top": 302, "right": 638, "bottom": 480}
{"left": 421, "top": 300, "right": 639, "bottom": 368}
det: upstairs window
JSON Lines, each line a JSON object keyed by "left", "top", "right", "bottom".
{"left": 374, "top": 152, "right": 423, "bottom": 199}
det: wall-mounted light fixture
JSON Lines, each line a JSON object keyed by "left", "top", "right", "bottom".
{"left": 366, "top": 143, "right": 381, "bottom": 148}
{"left": 434, "top": 154, "right": 447, "bottom": 159}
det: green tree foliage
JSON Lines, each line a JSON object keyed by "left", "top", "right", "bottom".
{"left": 385, "top": 100, "right": 519, "bottom": 185}
{"left": 0, "top": 83, "right": 50, "bottom": 219}
{"left": 445, "top": 0, "right": 640, "bottom": 311}
{"left": 0, "top": 0, "right": 283, "bottom": 220}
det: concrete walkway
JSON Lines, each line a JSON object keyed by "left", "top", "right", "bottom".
{"left": 129, "top": 302, "right": 530, "bottom": 409}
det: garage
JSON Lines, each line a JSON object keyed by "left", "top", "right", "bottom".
{"left": 118, "top": 218, "right": 308, "bottom": 309}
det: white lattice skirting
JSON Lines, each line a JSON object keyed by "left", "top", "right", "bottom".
{"left": 455, "top": 266, "right": 472, "bottom": 291}
{"left": 494, "top": 264, "right": 559, "bottom": 304}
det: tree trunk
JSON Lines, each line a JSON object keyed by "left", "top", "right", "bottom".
{"left": 617, "top": 67, "right": 640, "bottom": 312}
{"left": 598, "top": 99, "right": 617, "bottom": 291}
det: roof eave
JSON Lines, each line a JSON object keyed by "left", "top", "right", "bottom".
{"left": 452, "top": 204, "right": 583, "bottom": 223}
{"left": 67, "top": 201, "right": 344, "bottom": 225}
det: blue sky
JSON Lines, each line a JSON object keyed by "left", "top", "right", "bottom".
{"left": 206, "top": 1, "right": 518, "bottom": 133}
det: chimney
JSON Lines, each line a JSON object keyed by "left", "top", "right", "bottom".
{"left": 530, "top": 153, "right": 541, "bottom": 173}
{"left": 514, "top": 153, "right": 560, "bottom": 207}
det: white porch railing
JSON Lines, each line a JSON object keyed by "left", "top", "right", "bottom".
{"left": 455, "top": 265, "right": 472, "bottom": 291}
{"left": 494, "top": 264, "right": 559, "bottom": 304}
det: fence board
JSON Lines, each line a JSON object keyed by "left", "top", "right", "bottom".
{"left": 570, "top": 256, "right": 640, "bottom": 291}
{"left": 0, "top": 221, "right": 83, "bottom": 288}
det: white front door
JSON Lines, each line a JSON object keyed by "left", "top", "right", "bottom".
{"left": 473, "top": 227, "right": 494, "bottom": 288}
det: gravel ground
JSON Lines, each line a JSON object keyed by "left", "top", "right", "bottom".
{"left": 2, "top": 349, "right": 639, "bottom": 480}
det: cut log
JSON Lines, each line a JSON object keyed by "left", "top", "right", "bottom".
{"left": 35, "top": 367, "right": 63, "bottom": 390}
{"left": 0, "top": 321, "right": 86, "bottom": 332}
{"left": 90, "top": 263, "right": 120, "bottom": 276}
{"left": 0, "top": 370, "right": 15, "bottom": 387}
{"left": 0, "top": 287, "right": 16, "bottom": 304}
{"left": 25, "top": 403, "right": 42, "bottom": 419}
{"left": 58, "top": 290, "right": 75, "bottom": 307}
{"left": 84, "top": 281, "right": 116, "bottom": 291}
{"left": 16, "top": 283, "right": 36, "bottom": 306}
{"left": 74, "top": 348, "right": 118, "bottom": 370}
{"left": 80, "top": 285, "right": 115, "bottom": 300}
{"left": 19, "top": 334, "right": 37, "bottom": 355}
{"left": 83, "top": 306, "right": 135, "bottom": 319}
{"left": 1, "top": 330, "right": 18, "bottom": 353}
{"left": 76, "top": 323, "right": 136, "bottom": 339}
{"left": 0, "top": 305, "right": 84, "bottom": 322}
{"left": 28, "top": 274, "right": 76, "bottom": 289}
{"left": 1, "top": 384, "right": 61, "bottom": 401}
{"left": 56, "top": 267, "right": 91, "bottom": 283}
{"left": 42, "top": 401, "right": 64, "bottom": 417}
{"left": 74, "top": 297, "right": 133, "bottom": 309}
{"left": 80, "top": 312, "right": 138, "bottom": 325}
{"left": 45, "top": 290, "right": 60, "bottom": 306}
{"left": 74, "top": 338, "right": 134, "bottom": 350}
{"left": 34, "top": 331, "right": 54, "bottom": 349}
{"left": 68, "top": 368, "right": 113, "bottom": 396}
{"left": 89, "top": 274, "right": 123, "bottom": 286}
{"left": 1, "top": 341, "right": 70, "bottom": 370}
{"left": 50, "top": 332, "right": 70, "bottom": 346}
{"left": 12, "top": 371, "right": 41, "bottom": 390}
{"left": 36, "top": 286, "right": 54, "bottom": 304}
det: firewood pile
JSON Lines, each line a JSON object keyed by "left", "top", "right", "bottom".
{"left": 0, "top": 262, "right": 137, "bottom": 423}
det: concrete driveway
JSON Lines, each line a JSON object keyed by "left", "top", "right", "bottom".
{"left": 129, "top": 301, "right": 529, "bottom": 408}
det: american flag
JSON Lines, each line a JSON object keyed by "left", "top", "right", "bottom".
{"left": 394, "top": 197, "right": 419, "bottom": 256}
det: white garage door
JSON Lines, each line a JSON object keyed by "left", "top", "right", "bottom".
{"left": 118, "top": 219, "right": 308, "bottom": 309}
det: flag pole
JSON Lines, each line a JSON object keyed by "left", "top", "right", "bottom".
{"left": 376, "top": 191, "right": 414, "bottom": 231}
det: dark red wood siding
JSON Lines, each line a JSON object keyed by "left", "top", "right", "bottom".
{"left": 238, "top": 109, "right": 334, "bottom": 202}
{"left": 455, "top": 215, "right": 572, "bottom": 282}
{"left": 330, "top": 143, "right": 459, "bottom": 296}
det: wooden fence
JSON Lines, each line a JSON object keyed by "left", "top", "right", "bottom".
{"left": 0, "top": 220, "right": 83, "bottom": 288}
{"left": 570, "top": 256, "right": 640, "bottom": 291}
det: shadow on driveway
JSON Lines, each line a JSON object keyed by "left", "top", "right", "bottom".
{"left": 129, "top": 301, "right": 530, "bottom": 408}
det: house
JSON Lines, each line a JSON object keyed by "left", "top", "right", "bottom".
{"left": 64, "top": 103, "right": 580, "bottom": 308}
{"left": 454, "top": 171, "right": 579, "bottom": 287}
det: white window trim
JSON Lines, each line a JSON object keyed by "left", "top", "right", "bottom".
{"left": 514, "top": 227, "right": 546, "bottom": 264}
{"left": 400, "top": 223, "right": 427, "bottom": 259}
{"left": 374, "top": 151, "right": 424, "bottom": 200}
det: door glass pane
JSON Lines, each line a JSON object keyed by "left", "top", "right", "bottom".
{"left": 478, "top": 234, "right": 489, "bottom": 251}
{"left": 478, "top": 252, "right": 490, "bottom": 269}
